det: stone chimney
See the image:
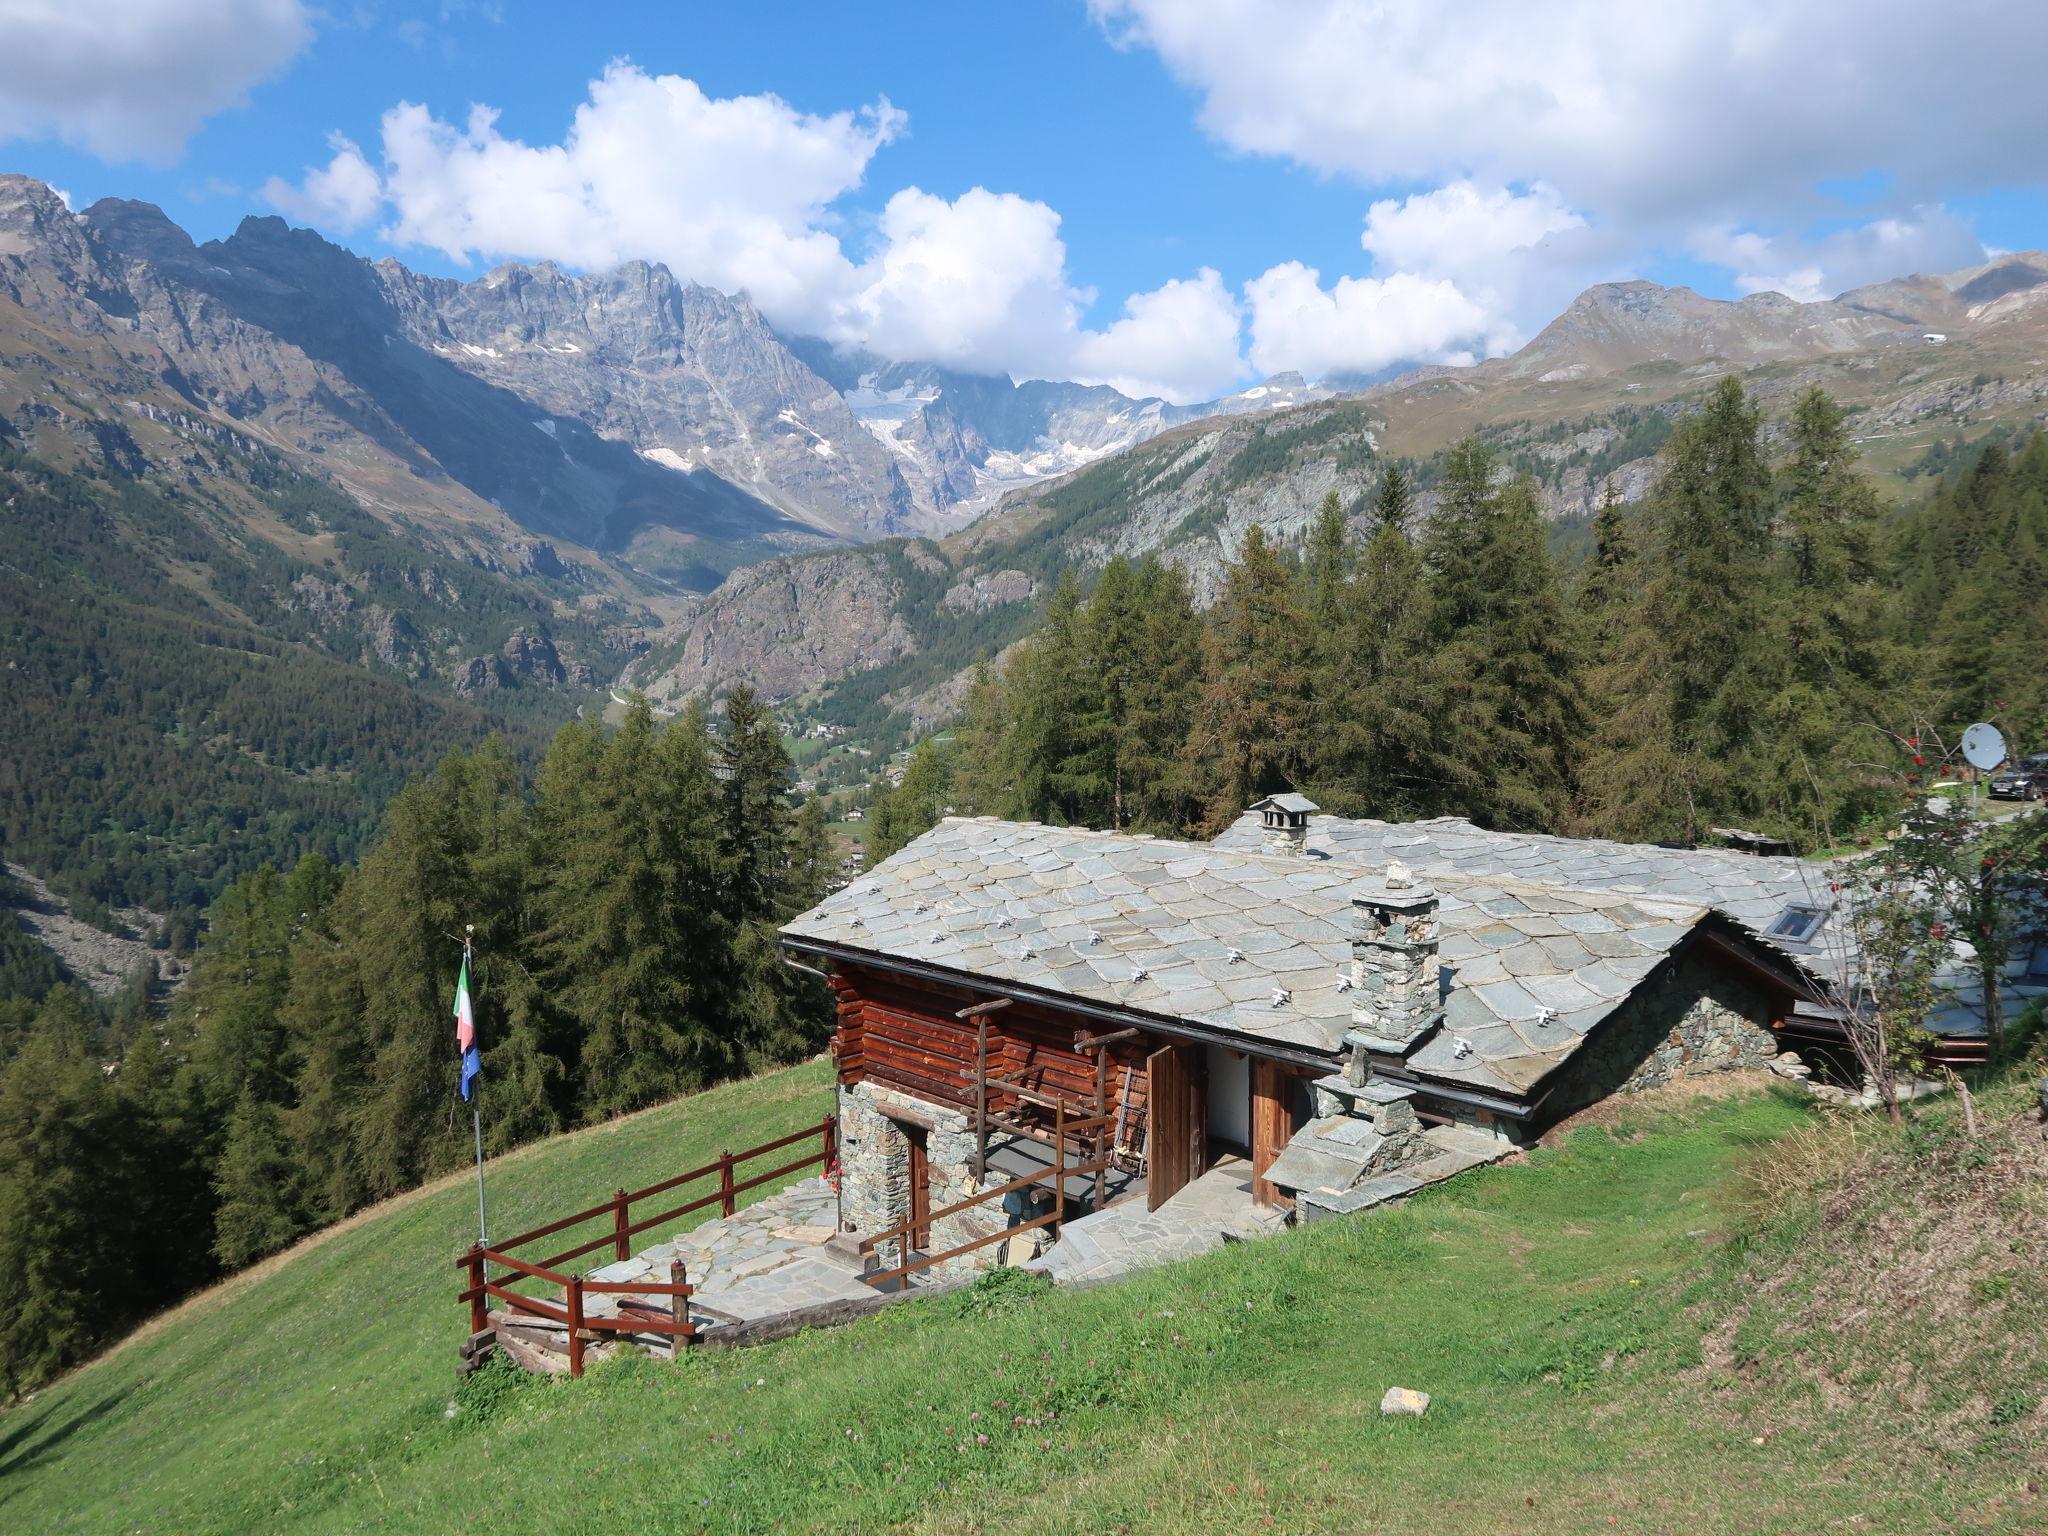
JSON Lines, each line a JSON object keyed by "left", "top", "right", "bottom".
{"left": 1344, "top": 860, "right": 1444, "bottom": 1063}
{"left": 1252, "top": 793, "right": 1319, "bottom": 857}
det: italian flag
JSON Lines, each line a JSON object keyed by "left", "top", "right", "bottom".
{"left": 454, "top": 955, "right": 481, "bottom": 1101}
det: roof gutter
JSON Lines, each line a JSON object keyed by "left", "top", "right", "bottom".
{"left": 782, "top": 934, "right": 1543, "bottom": 1121}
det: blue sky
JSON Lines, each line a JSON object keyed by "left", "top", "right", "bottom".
{"left": 4, "top": 1, "right": 2045, "bottom": 401}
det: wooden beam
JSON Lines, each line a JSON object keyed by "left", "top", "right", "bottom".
{"left": 1073, "top": 1027, "right": 1141, "bottom": 1050}
{"left": 954, "top": 997, "right": 1014, "bottom": 1019}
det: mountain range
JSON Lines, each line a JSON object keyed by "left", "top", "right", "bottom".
{"left": 0, "top": 174, "right": 1331, "bottom": 591}
{"left": 6, "top": 165, "right": 2048, "bottom": 733}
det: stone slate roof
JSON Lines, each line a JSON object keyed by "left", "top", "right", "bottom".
{"left": 1213, "top": 810, "right": 2048, "bottom": 1040}
{"left": 1216, "top": 809, "right": 1836, "bottom": 962}
{"left": 783, "top": 817, "right": 1728, "bottom": 1098}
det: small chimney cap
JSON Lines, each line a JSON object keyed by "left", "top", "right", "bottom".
{"left": 1350, "top": 863, "right": 1438, "bottom": 908}
{"left": 1251, "top": 792, "right": 1320, "bottom": 818}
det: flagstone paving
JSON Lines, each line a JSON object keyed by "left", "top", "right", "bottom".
{"left": 580, "top": 1178, "right": 874, "bottom": 1332}
{"left": 1024, "top": 1158, "right": 1289, "bottom": 1288}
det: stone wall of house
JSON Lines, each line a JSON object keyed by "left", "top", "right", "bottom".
{"left": 836, "top": 1080, "right": 1010, "bottom": 1279}
{"left": 1539, "top": 953, "right": 1778, "bottom": 1126}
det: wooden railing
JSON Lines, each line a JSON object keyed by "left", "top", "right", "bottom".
{"left": 862, "top": 1101, "right": 1111, "bottom": 1288}
{"left": 456, "top": 1113, "right": 837, "bottom": 1376}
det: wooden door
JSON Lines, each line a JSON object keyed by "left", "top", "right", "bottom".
{"left": 904, "top": 1123, "right": 931, "bottom": 1251}
{"left": 1251, "top": 1057, "right": 1302, "bottom": 1207}
{"left": 1146, "top": 1045, "right": 1205, "bottom": 1210}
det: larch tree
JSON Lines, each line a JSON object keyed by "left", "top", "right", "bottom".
{"left": 1189, "top": 524, "right": 1314, "bottom": 829}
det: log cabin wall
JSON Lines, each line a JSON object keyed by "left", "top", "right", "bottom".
{"left": 830, "top": 961, "right": 1153, "bottom": 1131}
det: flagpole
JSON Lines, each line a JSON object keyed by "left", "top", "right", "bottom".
{"left": 466, "top": 925, "right": 487, "bottom": 1246}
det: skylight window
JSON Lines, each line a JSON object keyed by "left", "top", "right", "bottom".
{"left": 1763, "top": 903, "right": 1828, "bottom": 944}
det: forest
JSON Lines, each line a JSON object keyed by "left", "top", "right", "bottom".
{"left": 3, "top": 376, "right": 2044, "bottom": 1396}
{"left": 0, "top": 691, "right": 834, "bottom": 1394}
{"left": 866, "top": 381, "right": 2048, "bottom": 861}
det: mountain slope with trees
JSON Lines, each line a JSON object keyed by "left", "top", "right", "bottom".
{"left": 867, "top": 382, "right": 2044, "bottom": 855}
{"left": 0, "top": 692, "right": 834, "bottom": 1393}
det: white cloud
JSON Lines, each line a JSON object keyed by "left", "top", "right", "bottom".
{"left": 827, "top": 187, "right": 1083, "bottom": 379}
{"left": 0, "top": 0, "right": 312, "bottom": 166}
{"left": 262, "top": 134, "right": 382, "bottom": 232}
{"left": 1243, "top": 262, "right": 1496, "bottom": 381}
{"left": 367, "top": 65, "right": 904, "bottom": 332}
{"left": 1070, "top": 268, "right": 1244, "bottom": 401}
{"left": 267, "top": 64, "right": 1250, "bottom": 402}
{"left": 1360, "top": 181, "right": 1585, "bottom": 279}
{"left": 1693, "top": 205, "right": 1988, "bottom": 302}
{"left": 1094, "top": 0, "right": 2028, "bottom": 302}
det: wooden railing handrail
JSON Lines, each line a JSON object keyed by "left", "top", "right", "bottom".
{"left": 860, "top": 1156, "right": 1112, "bottom": 1255}
{"left": 456, "top": 1112, "right": 835, "bottom": 1376}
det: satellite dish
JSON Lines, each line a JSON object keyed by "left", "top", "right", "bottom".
{"left": 1961, "top": 722, "right": 2007, "bottom": 772}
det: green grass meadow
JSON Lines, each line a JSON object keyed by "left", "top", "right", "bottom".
{"left": 4, "top": 1063, "right": 2042, "bottom": 1534}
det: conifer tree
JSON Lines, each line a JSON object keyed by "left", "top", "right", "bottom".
{"left": 1189, "top": 525, "right": 1313, "bottom": 827}
{"left": 1582, "top": 377, "right": 1774, "bottom": 842}
{"left": 718, "top": 687, "right": 794, "bottom": 925}
{"left": 949, "top": 660, "right": 1012, "bottom": 818}
{"left": 535, "top": 701, "right": 730, "bottom": 1119}
{"left": 1371, "top": 462, "right": 1413, "bottom": 534}
{"left": 867, "top": 737, "right": 955, "bottom": 864}
{"left": 1303, "top": 491, "right": 1353, "bottom": 644}
{"left": 0, "top": 990, "right": 160, "bottom": 1393}
{"left": 1121, "top": 559, "right": 1206, "bottom": 832}
{"left": 210, "top": 1089, "right": 309, "bottom": 1267}
{"left": 1004, "top": 573, "right": 1088, "bottom": 823}
{"left": 1315, "top": 507, "right": 1458, "bottom": 816}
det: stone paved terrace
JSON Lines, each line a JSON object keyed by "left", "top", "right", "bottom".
{"left": 1023, "top": 1158, "right": 1288, "bottom": 1287}
{"left": 580, "top": 1178, "right": 876, "bottom": 1335}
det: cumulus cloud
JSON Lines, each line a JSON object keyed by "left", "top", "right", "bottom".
{"left": 1094, "top": 0, "right": 2026, "bottom": 301}
{"left": 261, "top": 134, "right": 382, "bottom": 232}
{"left": 0, "top": 0, "right": 312, "bottom": 166}
{"left": 1069, "top": 268, "right": 1244, "bottom": 401}
{"left": 1244, "top": 263, "right": 1495, "bottom": 381}
{"left": 266, "top": 64, "right": 1249, "bottom": 402}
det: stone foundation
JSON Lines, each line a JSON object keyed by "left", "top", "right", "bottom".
{"left": 836, "top": 1080, "right": 1011, "bottom": 1279}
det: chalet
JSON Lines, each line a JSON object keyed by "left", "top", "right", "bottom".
{"left": 780, "top": 798, "right": 1855, "bottom": 1262}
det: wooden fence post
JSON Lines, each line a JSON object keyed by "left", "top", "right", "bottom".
{"left": 565, "top": 1275, "right": 586, "bottom": 1378}
{"left": 1093, "top": 1048, "right": 1109, "bottom": 1215}
{"left": 670, "top": 1258, "right": 689, "bottom": 1355}
{"left": 822, "top": 1113, "right": 837, "bottom": 1172}
{"left": 612, "top": 1188, "right": 630, "bottom": 1262}
{"left": 719, "top": 1151, "right": 736, "bottom": 1217}
{"left": 465, "top": 1242, "right": 488, "bottom": 1336}
{"left": 1053, "top": 1099, "right": 1067, "bottom": 1239}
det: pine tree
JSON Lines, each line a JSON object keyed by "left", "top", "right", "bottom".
{"left": 1121, "top": 559, "right": 1206, "bottom": 832}
{"left": 535, "top": 701, "right": 731, "bottom": 1120}
{"left": 949, "top": 660, "right": 1012, "bottom": 818}
{"left": 1004, "top": 573, "right": 1087, "bottom": 822}
{"left": 1372, "top": 462, "right": 1413, "bottom": 535}
{"left": 1303, "top": 491, "right": 1353, "bottom": 643}
{"left": 1582, "top": 377, "right": 1774, "bottom": 842}
{"left": 1314, "top": 510, "right": 1461, "bottom": 816}
{"left": 718, "top": 687, "right": 794, "bottom": 925}
{"left": 1752, "top": 387, "right": 1892, "bottom": 840}
{"left": 1460, "top": 477, "right": 1586, "bottom": 827}
{"left": 783, "top": 798, "right": 834, "bottom": 918}
{"left": 0, "top": 990, "right": 161, "bottom": 1393}
{"left": 1422, "top": 436, "right": 1500, "bottom": 639}
{"left": 210, "top": 1089, "right": 308, "bottom": 1267}
{"left": 867, "top": 737, "right": 955, "bottom": 864}
{"left": 1189, "top": 525, "right": 1313, "bottom": 827}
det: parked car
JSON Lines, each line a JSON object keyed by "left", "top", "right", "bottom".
{"left": 1990, "top": 754, "right": 2048, "bottom": 800}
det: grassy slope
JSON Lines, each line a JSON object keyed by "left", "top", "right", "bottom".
{"left": 6, "top": 1067, "right": 2042, "bottom": 1535}
{"left": 0, "top": 1058, "right": 834, "bottom": 1534}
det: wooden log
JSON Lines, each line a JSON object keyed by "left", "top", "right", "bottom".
{"left": 493, "top": 1327, "right": 570, "bottom": 1376}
